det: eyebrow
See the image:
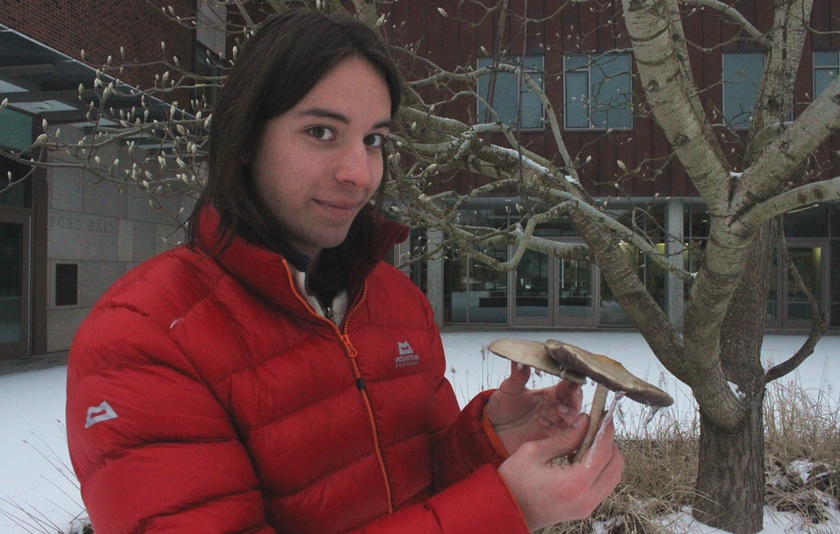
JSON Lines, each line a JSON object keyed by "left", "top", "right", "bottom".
{"left": 297, "top": 107, "right": 391, "bottom": 130}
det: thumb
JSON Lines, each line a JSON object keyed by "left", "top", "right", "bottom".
{"left": 526, "top": 412, "right": 589, "bottom": 461}
{"left": 498, "top": 360, "right": 531, "bottom": 394}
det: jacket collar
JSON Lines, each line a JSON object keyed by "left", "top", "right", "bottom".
{"left": 192, "top": 205, "right": 409, "bottom": 309}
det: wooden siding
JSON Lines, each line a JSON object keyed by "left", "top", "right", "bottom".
{"left": 382, "top": 0, "right": 840, "bottom": 201}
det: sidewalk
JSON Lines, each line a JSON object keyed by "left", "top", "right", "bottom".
{"left": 0, "top": 351, "right": 68, "bottom": 376}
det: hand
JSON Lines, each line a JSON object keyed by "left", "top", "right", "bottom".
{"left": 498, "top": 415, "right": 625, "bottom": 531}
{"left": 485, "top": 361, "right": 584, "bottom": 454}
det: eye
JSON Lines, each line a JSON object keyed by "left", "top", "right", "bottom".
{"left": 365, "top": 133, "right": 386, "bottom": 149}
{"left": 308, "top": 126, "right": 335, "bottom": 141}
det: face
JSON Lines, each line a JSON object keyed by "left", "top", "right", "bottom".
{"left": 250, "top": 55, "right": 392, "bottom": 260}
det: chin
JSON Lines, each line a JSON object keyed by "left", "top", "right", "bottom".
{"left": 318, "top": 233, "right": 352, "bottom": 252}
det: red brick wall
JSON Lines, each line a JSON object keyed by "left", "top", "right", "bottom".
{"left": 383, "top": 0, "right": 839, "bottom": 199}
{"left": 1, "top": 0, "right": 195, "bottom": 92}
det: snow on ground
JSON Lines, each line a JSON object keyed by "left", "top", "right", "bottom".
{"left": 0, "top": 366, "right": 80, "bottom": 533}
{"left": 1, "top": 331, "right": 838, "bottom": 533}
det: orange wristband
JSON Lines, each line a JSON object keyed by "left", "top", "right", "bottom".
{"left": 481, "top": 409, "right": 510, "bottom": 459}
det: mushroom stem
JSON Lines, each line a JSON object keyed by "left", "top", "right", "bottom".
{"left": 573, "top": 383, "right": 609, "bottom": 464}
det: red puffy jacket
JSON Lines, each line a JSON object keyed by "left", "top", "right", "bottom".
{"left": 66, "top": 208, "right": 529, "bottom": 533}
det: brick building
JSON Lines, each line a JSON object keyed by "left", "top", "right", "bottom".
{"left": 1, "top": 1, "right": 838, "bottom": 360}
{"left": 380, "top": 0, "right": 840, "bottom": 332}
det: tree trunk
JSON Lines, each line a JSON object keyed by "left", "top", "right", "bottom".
{"left": 693, "top": 220, "right": 776, "bottom": 533}
{"left": 695, "top": 391, "right": 766, "bottom": 533}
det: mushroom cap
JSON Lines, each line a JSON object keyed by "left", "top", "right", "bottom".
{"left": 543, "top": 339, "right": 674, "bottom": 407}
{"left": 487, "top": 338, "right": 587, "bottom": 384}
{"left": 487, "top": 338, "right": 674, "bottom": 407}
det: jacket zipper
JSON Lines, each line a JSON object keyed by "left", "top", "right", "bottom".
{"left": 339, "top": 329, "right": 395, "bottom": 514}
{"left": 283, "top": 262, "right": 394, "bottom": 514}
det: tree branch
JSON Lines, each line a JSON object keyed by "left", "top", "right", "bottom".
{"left": 746, "top": 0, "right": 813, "bottom": 163}
{"left": 735, "top": 176, "right": 840, "bottom": 232}
{"left": 731, "top": 72, "right": 840, "bottom": 216}
{"left": 681, "top": 0, "right": 770, "bottom": 45}
{"left": 622, "top": 0, "right": 733, "bottom": 216}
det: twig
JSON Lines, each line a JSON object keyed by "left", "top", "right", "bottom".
{"left": 765, "top": 231, "right": 829, "bottom": 382}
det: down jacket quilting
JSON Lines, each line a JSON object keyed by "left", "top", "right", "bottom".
{"left": 66, "top": 208, "right": 529, "bottom": 533}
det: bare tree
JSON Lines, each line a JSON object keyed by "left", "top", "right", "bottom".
{"left": 390, "top": 1, "right": 839, "bottom": 532}
{"left": 3, "top": 0, "right": 839, "bottom": 532}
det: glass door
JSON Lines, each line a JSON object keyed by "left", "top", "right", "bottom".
{"left": 558, "top": 257, "right": 595, "bottom": 327}
{"left": 0, "top": 211, "right": 30, "bottom": 359}
{"left": 511, "top": 245, "right": 596, "bottom": 327}
{"left": 782, "top": 242, "right": 826, "bottom": 329}
{"left": 513, "top": 249, "right": 552, "bottom": 326}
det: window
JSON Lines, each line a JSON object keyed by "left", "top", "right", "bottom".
{"left": 722, "top": 52, "right": 764, "bottom": 129}
{"left": 814, "top": 51, "right": 839, "bottom": 98}
{"left": 683, "top": 204, "right": 709, "bottom": 278}
{"left": 564, "top": 53, "right": 633, "bottom": 130}
{"left": 599, "top": 206, "right": 666, "bottom": 325}
{"left": 0, "top": 107, "right": 34, "bottom": 152}
{"left": 0, "top": 222, "right": 24, "bottom": 344}
{"left": 0, "top": 157, "right": 32, "bottom": 209}
{"left": 784, "top": 204, "right": 828, "bottom": 238}
{"left": 444, "top": 205, "right": 510, "bottom": 324}
{"left": 477, "top": 56, "right": 544, "bottom": 130}
{"left": 55, "top": 263, "right": 79, "bottom": 307}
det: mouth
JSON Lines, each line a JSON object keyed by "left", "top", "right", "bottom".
{"left": 314, "top": 198, "right": 366, "bottom": 218}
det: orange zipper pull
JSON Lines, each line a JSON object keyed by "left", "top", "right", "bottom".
{"left": 340, "top": 333, "right": 358, "bottom": 358}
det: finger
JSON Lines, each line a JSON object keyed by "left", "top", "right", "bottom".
{"left": 498, "top": 360, "right": 531, "bottom": 394}
{"left": 577, "top": 417, "right": 617, "bottom": 468}
{"left": 527, "top": 412, "right": 589, "bottom": 462}
{"left": 589, "top": 442, "right": 625, "bottom": 499}
{"left": 556, "top": 402, "right": 580, "bottom": 428}
{"left": 553, "top": 379, "right": 581, "bottom": 401}
{"left": 553, "top": 380, "right": 583, "bottom": 412}
{"left": 543, "top": 381, "right": 582, "bottom": 430}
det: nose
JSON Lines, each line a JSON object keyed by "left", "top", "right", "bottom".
{"left": 334, "top": 142, "right": 381, "bottom": 189}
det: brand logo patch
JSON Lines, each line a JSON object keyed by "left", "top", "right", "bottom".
{"left": 395, "top": 341, "right": 420, "bottom": 368}
{"left": 85, "top": 401, "right": 118, "bottom": 428}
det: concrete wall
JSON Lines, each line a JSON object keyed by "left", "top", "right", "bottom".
{"left": 44, "top": 124, "right": 192, "bottom": 352}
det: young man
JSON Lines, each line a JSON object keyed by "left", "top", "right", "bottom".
{"left": 66, "top": 9, "right": 623, "bottom": 533}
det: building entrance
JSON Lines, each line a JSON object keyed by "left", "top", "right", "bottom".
{"left": 511, "top": 247, "right": 596, "bottom": 327}
{"left": 0, "top": 210, "right": 30, "bottom": 358}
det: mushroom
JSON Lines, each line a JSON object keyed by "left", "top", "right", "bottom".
{"left": 487, "top": 338, "right": 673, "bottom": 463}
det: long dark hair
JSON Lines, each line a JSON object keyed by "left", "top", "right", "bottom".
{"left": 188, "top": 8, "right": 402, "bottom": 255}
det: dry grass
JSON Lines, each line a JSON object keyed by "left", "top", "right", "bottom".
{"left": 543, "top": 378, "right": 840, "bottom": 534}
{"left": 544, "top": 404, "right": 701, "bottom": 534}
{"left": 764, "top": 379, "right": 840, "bottom": 527}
